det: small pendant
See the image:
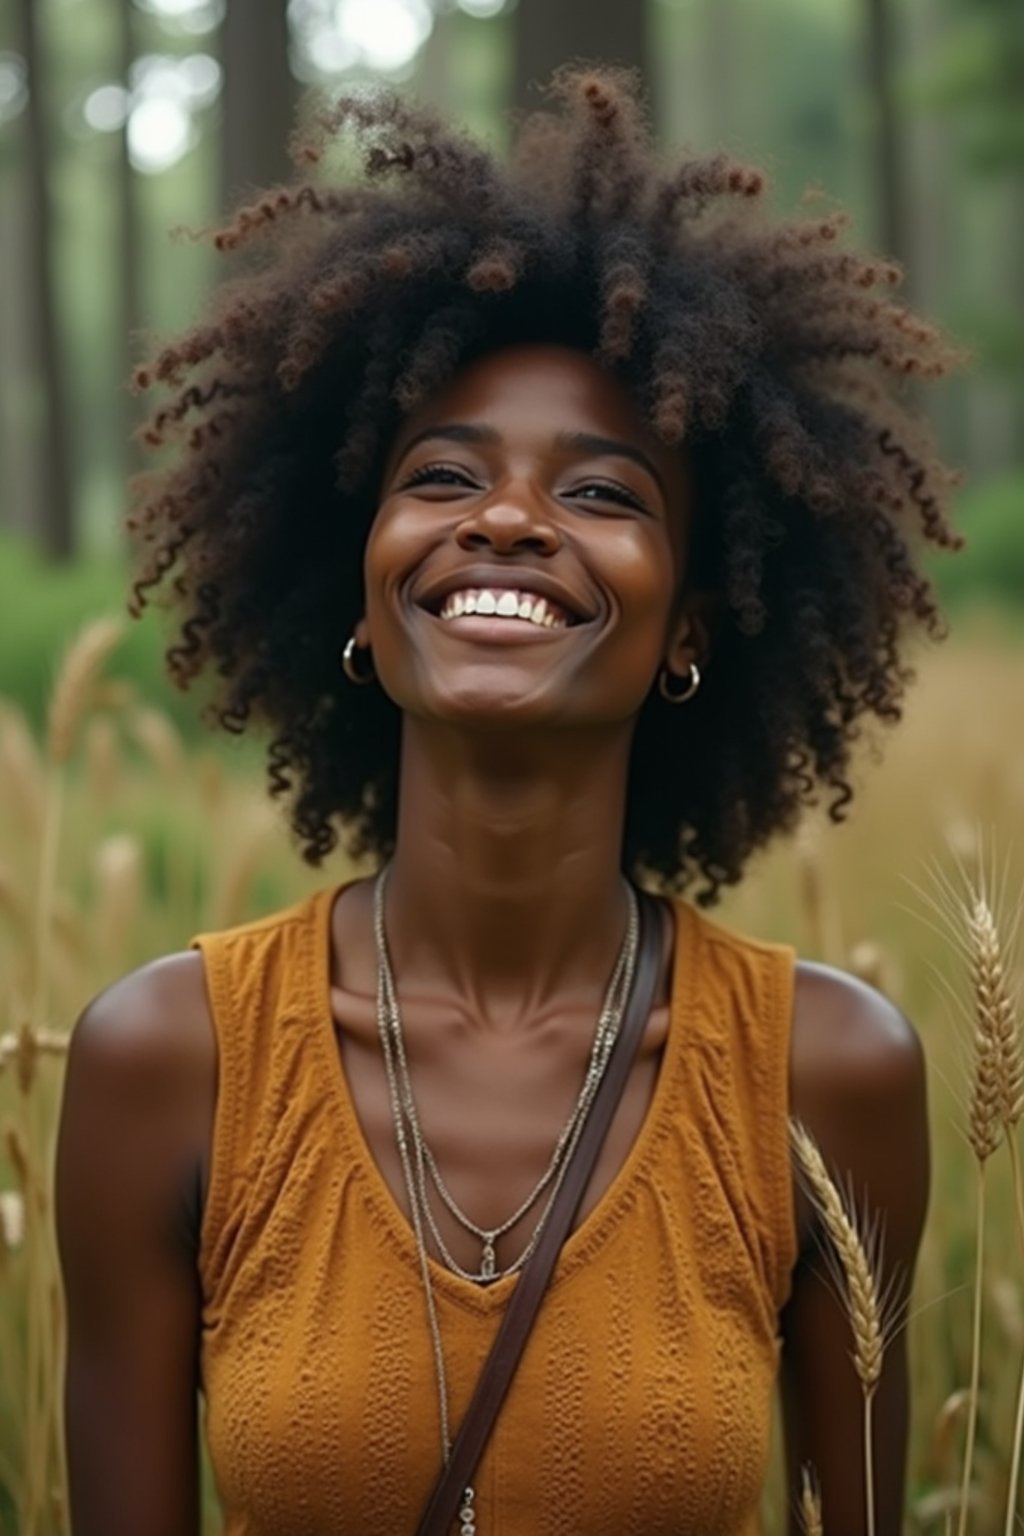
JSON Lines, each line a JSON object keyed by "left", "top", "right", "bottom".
{"left": 480, "top": 1237, "right": 496, "bottom": 1282}
{"left": 458, "top": 1483, "right": 477, "bottom": 1535}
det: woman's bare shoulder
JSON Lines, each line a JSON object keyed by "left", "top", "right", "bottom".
{"left": 790, "top": 960, "right": 924, "bottom": 1113}
{"left": 63, "top": 952, "right": 216, "bottom": 1214}
{"left": 788, "top": 959, "right": 929, "bottom": 1249}
{"left": 70, "top": 950, "right": 214, "bottom": 1091}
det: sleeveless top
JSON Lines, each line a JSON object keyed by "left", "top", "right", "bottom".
{"left": 191, "top": 883, "right": 797, "bottom": 1536}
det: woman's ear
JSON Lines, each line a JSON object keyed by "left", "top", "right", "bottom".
{"left": 664, "top": 591, "right": 718, "bottom": 679}
{"left": 353, "top": 614, "right": 372, "bottom": 648}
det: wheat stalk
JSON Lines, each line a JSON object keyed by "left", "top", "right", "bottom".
{"left": 0, "top": 1190, "right": 24, "bottom": 1254}
{"left": 10, "top": 618, "right": 123, "bottom": 1536}
{"left": 790, "top": 1120, "right": 884, "bottom": 1536}
{"left": 129, "top": 706, "right": 185, "bottom": 783}
{"left": 790, "top": 1121, "right": 885, "bottom": 1392}
{"left": 206, "top": 795, "right": 278, "bottom": 931}
{"left": 960, "top": 885, "right": 1023, "bottom": 1536}
{"left": 953, "top": 892, "right": 1005, "bottom": 1536}
{"left": 0, "top": 862, "right": 30, "bottom": 940}
{"left": 912, "top": 841, "right": 1023, "bottom": 1536}
{"left": 1004, "top": 1124, "right": 1024, "bottom": 1536}
{"left": 847, "top": 940, "right": 892, "bottom": 997}
{"left": 46, "top": 618, "right": 124, "bottom": 768}
{"left": 795, "top": 822, "right": 843, "bottom": 965}
{"left": 92, "top": 834, "right": 143, "bottom": 969}
{"left": 0, "top": 706, "right": 45, "bottom": 834}
{"left": 196, "top": 749, "right": 226, "bottom": 818}
{"left": 127, "top": 707, "right": 194, "bottom": 935}
{"left": 968, "top": 897, "right": 1023, "bottom": 1136}
{"left": 83, "top": 716, "right": 122, "bottom": 808}
{"left": 799, "top": 1465, "right": 824, "bottom": 1536}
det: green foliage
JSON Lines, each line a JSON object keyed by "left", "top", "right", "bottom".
{"left": 922, "top": 0, "right": 1024, "bottom": 176}
{"left": 933, "top": 474, "right": 1024, "bottom": 612}
{"left": 0, "top": 531, "right": 202, "bottom": 736}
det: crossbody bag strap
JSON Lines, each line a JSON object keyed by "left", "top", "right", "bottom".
{"left": 414, "top": 888, "right": 666, "bottom": 1536}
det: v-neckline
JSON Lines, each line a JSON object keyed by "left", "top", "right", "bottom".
{"left": 307, "top": 879, "right": 692, "bottom": 1317}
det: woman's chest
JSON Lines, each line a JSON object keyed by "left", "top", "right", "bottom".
{"left": 329, "top": 984, "right": 670, "bottom": 1278}
{"left": 202, "top": 1167, "right": 780, "bottom": 1536}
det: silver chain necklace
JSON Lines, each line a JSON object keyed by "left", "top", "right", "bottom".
{"left": 372, "top": 864, "right": 640, "bottom": 1532}
{"left": 375, "top": 866, "right": 639, "bottom": 1283}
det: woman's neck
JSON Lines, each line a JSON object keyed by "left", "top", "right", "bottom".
{"left": 382, "top": 718, "right": 635, "bottom": 1031}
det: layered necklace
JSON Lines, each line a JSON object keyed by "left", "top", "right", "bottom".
{"left": 372, "top": 864, "right": 640, "bottom": 1532}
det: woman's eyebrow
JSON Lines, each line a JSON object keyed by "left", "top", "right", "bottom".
{"left": 555, "top": 432, "right": 666, "bottom": 497}
{"left": 395, "top": 422, "right": 499, "bottom": 461}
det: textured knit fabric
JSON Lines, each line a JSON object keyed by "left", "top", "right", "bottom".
{"left": 191, "top": 883, "right": 797, "bottom": 1536}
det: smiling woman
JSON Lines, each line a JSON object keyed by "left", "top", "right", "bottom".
{"left": 360, "top": 346, "right": 695, "bottom": 729}
{"left": 57, "top": 68, "right": 952, "bottom": 1536}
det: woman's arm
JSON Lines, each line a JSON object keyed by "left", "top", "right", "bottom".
{"left": 55, "top": 953, "right": 215, "bottom": 1536}
{"left": 782, "top": 962, "right": 930, "bottom": 1536}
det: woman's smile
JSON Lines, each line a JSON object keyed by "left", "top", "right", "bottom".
{"left": 413, "top": 567, "right": 598, "bottom": 647}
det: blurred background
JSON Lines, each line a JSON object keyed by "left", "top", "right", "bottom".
{"left": 0, "top": 3, "right": 1022, "bottom": 1533}
{"left": 1, "top": 0, "right": 1022, "bottom": 581}
{"left": 0, "top": 0, "right": 1021, "bottom": 729}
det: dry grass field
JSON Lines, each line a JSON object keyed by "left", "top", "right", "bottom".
{"left": 0, "top": 619, "right": 1021, "bottom": 1535}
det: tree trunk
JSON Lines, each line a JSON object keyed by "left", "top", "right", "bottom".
{"left": 15, "top": 0, "right": 75, "bottom": 562}
{"left": 905, "top": 0, "right": 961, "bottom": 460}
{"left": 220, "top": 0, "right": 296, "bottom": 213}
{"left": 703, "top": 0, "right": 738, "bottom": 149}
{"left": 864, "top": 0, "right": 910, "bottom": 271}
{"left": 117, "top": 0, "right": 142, "bottom": 502}
{"left": 0, "top": 134, "right": 36, "bottom": 537}
{"left": 513, "top": 0, "right": 648, "bottom": 112}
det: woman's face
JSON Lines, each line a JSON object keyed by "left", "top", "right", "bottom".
{"left": 360, "top": 343, "right": 696, "bottom": 731}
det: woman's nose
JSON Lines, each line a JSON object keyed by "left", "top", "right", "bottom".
{"left": 454, "top": 483, "right": 562, "bottom": 556}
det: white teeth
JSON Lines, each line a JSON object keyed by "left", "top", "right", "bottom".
{"left": 436, "top": 588, "right": 572, "bottom": 627}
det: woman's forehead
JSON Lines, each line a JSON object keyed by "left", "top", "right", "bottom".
{"left": 391, "top": 342, "right": 682, "bottom": 475}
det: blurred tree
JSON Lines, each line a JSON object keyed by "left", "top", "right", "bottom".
{"left": 118, "top": 0, "right": 141, "bottom": 488}
{"left": 919, "top": 0, "right": 1024, "bottom": 466}
{"left": 930, "top": 0, "right": 1024, "bottom": 176}
{"left": 703, "top": 0, "right": 737, "bottom": 149}
{"left": 16, "top": 0, "right": 75, "bottom": 561}
{"left": 221, "top": 0, "right": 296, "bottom": 212}
{"left": 864, "top": 0, "right": 910, "bottom": 269}
{"left": 513, "top": 0, "right": 647, "bottom": 110}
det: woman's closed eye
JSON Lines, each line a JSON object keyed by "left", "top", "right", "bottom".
{"left": 565, "top": 479, "right": 651, "bottom": 514}
{"left": 398, "top": 462, "right": 480, "bottom": 492}
{"left": 399, "top": 462, "right": 650, "bottom": 514}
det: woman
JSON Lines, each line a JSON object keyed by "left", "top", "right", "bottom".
{"left": 55, "top": 69, "right": 952, "bottom": 1535}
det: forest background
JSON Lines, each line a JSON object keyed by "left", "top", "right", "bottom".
{"left": 0, "top": 1, "right": 1022, "bottom": 1533}
{"left": 1, "top": 0, "right": 1022, "bottom": 702}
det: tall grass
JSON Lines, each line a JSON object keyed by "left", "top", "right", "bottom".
{"left": 0, "top": 628, "right": 1021, "bottom": 1534}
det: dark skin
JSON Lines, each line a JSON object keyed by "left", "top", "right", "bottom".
{"left": 55, "top": 346, "right": 929, "bottom": 1536}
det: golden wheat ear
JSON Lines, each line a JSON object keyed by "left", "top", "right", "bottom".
{"left": 789, "top": 1121, "right": 886, "bottom": 1394}
{"left": 918, "top": 840, "right": 1024, "bottom": 1536}
{"left": 789, "top": 1119, "right": 887, "bottom": 1536}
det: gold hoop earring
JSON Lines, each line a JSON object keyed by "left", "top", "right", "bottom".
{"left": 658, "top": 661, "right": 701, "bottom": 704}
{"left": 341, "top": 635, "right": 375, "bottom": 686}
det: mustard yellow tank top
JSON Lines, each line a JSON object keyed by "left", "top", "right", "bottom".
{"left": 191, "top": 883, "right": 797, "bottom": 1536}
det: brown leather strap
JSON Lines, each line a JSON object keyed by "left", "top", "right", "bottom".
{"left": 415, "top": 888, "right": 665, "bottom": 1536}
